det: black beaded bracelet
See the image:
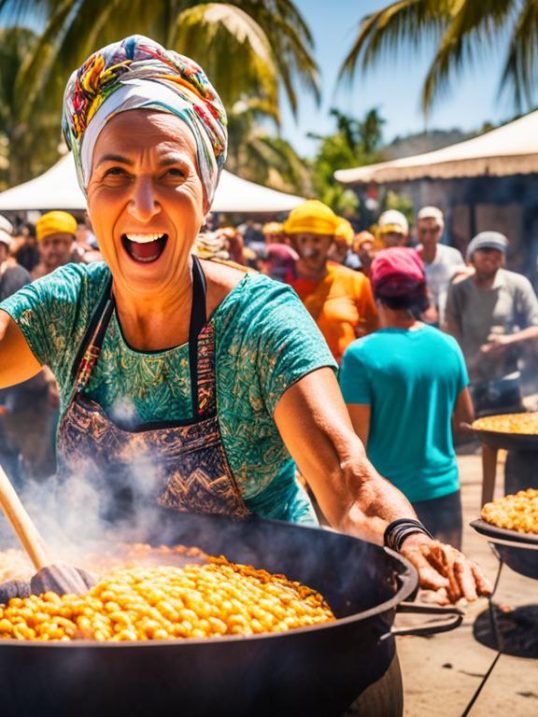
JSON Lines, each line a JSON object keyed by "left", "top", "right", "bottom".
{"left": 383, "top": 518, "right": 433, "bottom": 552}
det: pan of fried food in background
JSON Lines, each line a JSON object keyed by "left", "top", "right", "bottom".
{"left": 472, "top": 412, "right": 538, "bottom": 451}
{"left": 0, "top": 510, "right": 464, "bottom": 717}
{"left": 471, "top": 489, "right": 538, "bottom": 580}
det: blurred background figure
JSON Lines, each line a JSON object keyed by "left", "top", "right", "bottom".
{"left": 376, "top": 209, "right": 409, "bottom": 248}
{"left": 353, "top": 231, "right": 376, "bottom": 277}
{"left": 285, "top": 200, "right": 378, "bottom": 362}
{"left": 74, "top": 215, "right": 102, "bottom": 263}
{"left": 33, "top": 210, "right": 78, "bottom": 279}
{"left": 258, "top": 222, "right": 298, "bottom": 281}
{"left": 0, "top": 214, "right": 55, "bottom": 486}
{"left": 262, "top": 221, "right": 286, "bottom": 244}
{"left": 340, "top": 248, "right": 473, "bottom": 548}
{"left": 445, "top": 231, "right": 538, "bottom": 414}
{"left": 216, "top": 226, "right": 246, "bottom": 265}
{"left": 416, "top": 206, "right": 465, "bottom": 326}
{"left": 195, "top": 231, "right": 230, "bottom": 262}
{"left": 329, "top": 217, "right": 360, "bottom": 269}
{"left": 0, "top": 216, "right": 30, "bottom": 300}
{"left": 13, "top": 222, "right": 40, "bottom": 274}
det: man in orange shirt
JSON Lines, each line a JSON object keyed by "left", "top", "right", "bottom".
{"left": 284, "top": 201, "right": 378, "bottom": 363}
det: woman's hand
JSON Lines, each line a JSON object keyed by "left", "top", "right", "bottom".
{"left": 399, "top": 533, "right": 492, "bottom": 604}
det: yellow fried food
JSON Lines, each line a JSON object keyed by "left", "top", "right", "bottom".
{"left": 0, "top": 558, "right": 335, "bottom": 641}
{"left": 473, "top": 412, "right": 538, "bottom": 435}
{"left": 481, "top": 488, "right": 538, "bottom": 534}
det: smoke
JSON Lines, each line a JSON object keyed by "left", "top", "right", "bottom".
{"left": 0, "top": 442, "right": 179, "bottom": 571}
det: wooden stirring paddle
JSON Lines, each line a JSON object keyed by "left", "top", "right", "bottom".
{"left": 0, "top": 463, "right": 95, "bottom": 598}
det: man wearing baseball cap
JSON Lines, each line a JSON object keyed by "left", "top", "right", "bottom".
{"left": 415, "top": 206, "right": 465, "bottom": 325}
{"left": 376, "top": 209, "right": 409, "bottom": 248}
{"left": 340, "top": 248, "right": 473, "bottom": 549}
{"left": 445, "top": 231, "right": 538, "bottom": 385}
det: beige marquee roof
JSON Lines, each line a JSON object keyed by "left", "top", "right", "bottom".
{"left": 335, "top": 110, "right": 538, "bottom": 185}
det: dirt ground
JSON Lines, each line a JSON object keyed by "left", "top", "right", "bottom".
{"left": 397, "top": 448, "right": 538, "bottom": 717}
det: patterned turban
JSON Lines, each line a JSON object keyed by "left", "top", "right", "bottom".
{"left": 62, "top": 35, "right": 228, "bottom": 206}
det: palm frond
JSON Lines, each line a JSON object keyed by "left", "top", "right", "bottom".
{"left": 500, "top": 0, "right": 538, "bottom": 109}
{"left": 339, "top": 0, "right": 453, "bottom": 82}
{"left": 421, "top": 0, "right": 515, "bottom": 111}
{"left": 172, "top": 4, "right": 279, "bottom": 112}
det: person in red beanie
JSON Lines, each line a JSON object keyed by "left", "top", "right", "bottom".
{"left": 339, "top": 248, "right": 474, "bottom": 549}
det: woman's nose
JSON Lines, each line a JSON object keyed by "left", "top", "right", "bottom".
{"left": 128, "top": 177, "right": 161, "bottom": 222}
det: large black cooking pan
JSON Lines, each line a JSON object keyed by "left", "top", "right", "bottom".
{"left": 471, "top": 519, "right": 538, "bottom": 580}
{"left": 0, "top": 511, "right": 462, "bottom": 717}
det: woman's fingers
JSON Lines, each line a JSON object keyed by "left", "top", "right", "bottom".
{"left": 471, "top": 562, "right": 493, "bottom": 596}
{"left": 454, "top": 558, "right": 477, "bottom": 602}
{"left": 400, "top": 543, "right": 449, "bottom": 592}
{"left": 425, "top": 543, "right": 462, "bottom": 602}
{"left": 400, "top": 538, "right": 491, "bottom": 604}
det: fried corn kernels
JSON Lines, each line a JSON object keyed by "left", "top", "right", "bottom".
{"left": 0, "top": 558, "right": 334, "bottom": 642}
{"left": 481, "top": 488, "right": 538, "bottom": 534}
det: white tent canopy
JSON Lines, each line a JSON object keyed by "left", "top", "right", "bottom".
{"left": 335, "top": 110, "right": 538, "bottom": 185}
{"left": 0, "top": 154, "right": 305, "bottom": 213}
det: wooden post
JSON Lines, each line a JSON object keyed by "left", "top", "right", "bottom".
{"left": 481, "top": 444, "right": 498, "bottom": 507}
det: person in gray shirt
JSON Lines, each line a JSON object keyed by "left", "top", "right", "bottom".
{"left": 445, "top": 231, "right": 538, "bottom": 385}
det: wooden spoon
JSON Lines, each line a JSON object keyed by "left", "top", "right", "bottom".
{"left": 0, "top": 463, "right": 95, "bottom": 597}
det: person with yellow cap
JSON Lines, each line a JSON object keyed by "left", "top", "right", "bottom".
{"left": 33, "top": 210, "right": 78, "bottom": 279}
{"left": 328, "top": 217, "right": 361, "bottom": 270}
{"left": 353, "top": 231, "right": 376, "bottom": 278}
{"left": 284, "top": 200, "right": 378, "bottom": 363}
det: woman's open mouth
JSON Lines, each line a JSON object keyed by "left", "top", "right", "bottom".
{"left": 122, "top": 233, "right": 168, "bottom": 263}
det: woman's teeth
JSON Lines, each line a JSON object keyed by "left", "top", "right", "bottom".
{"left": 122, "top": 233, "right": 168, "bottom": 263}
{"left": 125, "top": 233, "right": 165, "bottom": 244}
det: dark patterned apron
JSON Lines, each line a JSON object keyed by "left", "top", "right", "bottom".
{"left": 57, "top": 256, "right": 250, "bottom": 523}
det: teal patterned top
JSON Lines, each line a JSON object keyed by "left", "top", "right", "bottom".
{"left": 0, "top": 262, "right": 336, "bottom": 525}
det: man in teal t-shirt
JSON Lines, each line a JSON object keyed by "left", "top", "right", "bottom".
{"left": 340, "top": 248, "right": 473, "bottom": 548}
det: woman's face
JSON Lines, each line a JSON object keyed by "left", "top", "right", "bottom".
{"left": 87, "top": 110, "right": 205, "bottom": 296}
{"left": 293, "top": 232, "right": 333, "bottom": 273}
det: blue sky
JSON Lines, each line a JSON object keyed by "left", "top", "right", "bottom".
{"left": 281, "top": 0, "right": 517, "bottom": 157}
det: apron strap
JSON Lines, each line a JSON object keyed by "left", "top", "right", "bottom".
{"left": 70, "top": 257, "right": 214, "bottom": 418}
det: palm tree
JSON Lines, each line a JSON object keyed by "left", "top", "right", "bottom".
{"left": 0, "top": 1, "right": 319, "bottom": 186}
{"left": 225, "top": 96, "right": 311, "bottom": 194}
{"left": 0, "top": 26, "right": 60, "bottom": 188}
{"left": 339, "top": 0, "right": 538, "bottom": 113}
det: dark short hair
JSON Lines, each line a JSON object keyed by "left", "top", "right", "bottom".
{"left": 374, "top": 280, "right": 429, "bottom": 313}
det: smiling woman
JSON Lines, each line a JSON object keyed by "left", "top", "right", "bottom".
{"left": 0, "top": 36, "right": 490, "bottom": 628}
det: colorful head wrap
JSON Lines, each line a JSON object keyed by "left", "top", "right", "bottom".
{"left": 36, "top": 211, "right": 78, "bottom": 242}
{"left": 284, "top": 200, "right": 340, "bottom": 237}
{"left": 62, "top": 35, "right": 227, "bottom": 206}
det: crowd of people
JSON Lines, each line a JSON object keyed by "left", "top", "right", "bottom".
{"left": 186, "top": 201, "right": 538, "bottom": 548}
{"left": 1, "top": 193, "right": 537, "bottom": 551}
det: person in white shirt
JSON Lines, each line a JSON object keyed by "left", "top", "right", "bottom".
{"left": 416, "top": 206, "right": 465, "bottom": 325}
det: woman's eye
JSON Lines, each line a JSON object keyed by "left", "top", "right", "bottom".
{"left": 104, "top": 167, "right": 127, "bottom": 177}
{"left": 166, "top": 168, "right": 185, "bottom": 178}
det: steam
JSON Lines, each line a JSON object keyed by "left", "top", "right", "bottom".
{"left": 0, "top": 444, "right": 176, "bottom": 569}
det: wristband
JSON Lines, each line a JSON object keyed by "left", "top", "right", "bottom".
{"left": 383, "top": 518, "right": 433, "bottom": 552}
